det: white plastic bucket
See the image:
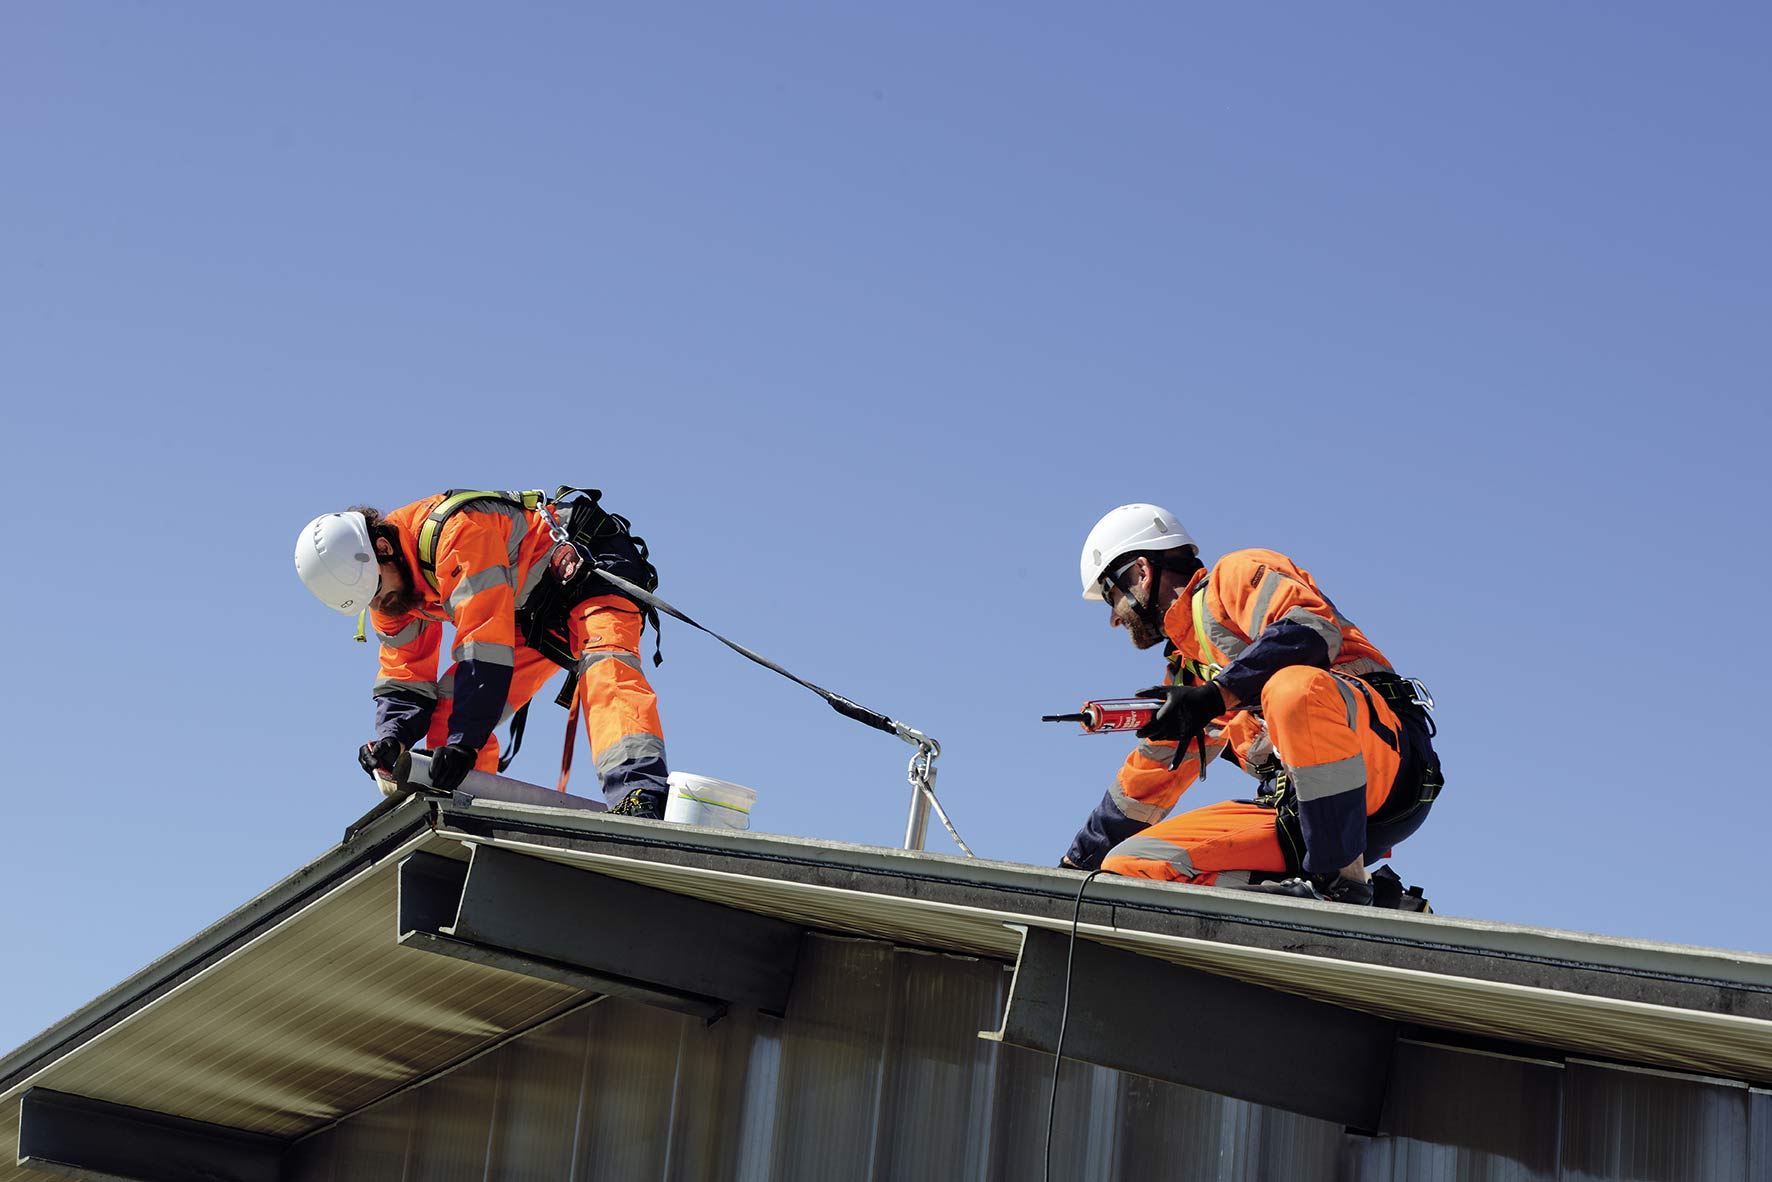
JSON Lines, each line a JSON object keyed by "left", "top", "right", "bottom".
{"left": 665, "top": 772, "right": 757, "bottom": 830}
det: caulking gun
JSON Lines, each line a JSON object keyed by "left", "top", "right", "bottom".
{"left": 1041, "top": 698, "right": 1166, "bottom": 734}
{"left": 1043, "top": 697, "right": 1215, "bottom": 777}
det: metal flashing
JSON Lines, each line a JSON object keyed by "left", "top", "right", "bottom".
{"left": 3, "top": 781, "right": 1772, "bottom": 1182}
{"left": 396, "top": 847, "right": 803, "bottom": 1020}
{"left": 430, "top": 796, "right": 1772, "bottom": 1004}
{"left": 982, "top": 925, "right": 1397, "bottom": 1129}
{"left": 434, "top": 826, "right": 1772, "bottom": 1086}
{"left": 18, "top": 1088, "right": 284, "bottom": 1182}
{"left": 0, "top": 797, "right": 433, "bottom": 1096}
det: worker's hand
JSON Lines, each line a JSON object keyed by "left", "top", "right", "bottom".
{"left": 426, "top": 743, "right": 479, "bottom": 792}
{"left": 1134, "top": 682, "right": 1226, "bottom": 743}
{"left": 358, "top": 737, "right": 405, "bottom": 778}
{"left": 1060, "top": 855, "right": 1080, "bottom": 869}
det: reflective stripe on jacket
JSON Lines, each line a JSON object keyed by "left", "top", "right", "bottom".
{"left": 1174, "top": 550, "right": 1392, "bottom": 708}
{"left": 370, "top": 494, "right": 561, "bottom": 751}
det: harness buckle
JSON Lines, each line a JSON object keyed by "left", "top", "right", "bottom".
{"left": 1406, "top": 678, "right": 1436, "bottom": 712}
{"left": 1252, "top": 766, "right": 1289, "bottom": 809}
{"left": 539, "top": 501, "right": 572, "bottom": 546}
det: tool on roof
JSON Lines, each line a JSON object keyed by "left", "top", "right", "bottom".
{"left": 540, "top": 505, "right": 973, "bottom": 857}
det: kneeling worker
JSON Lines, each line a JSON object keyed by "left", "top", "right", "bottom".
{"left": 294, "top": 488, "right": 670, "bottom": 816}
{"left": 1061, "top": 504, "right": 1442, "bottom": 904}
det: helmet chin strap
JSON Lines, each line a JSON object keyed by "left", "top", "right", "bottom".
{"left": 1116, "top": 551, "right": 1206, "bottom": 641}
{"left": 1109, "top": 562, "right": 1169, "bottom": 639}
{"left": 1130, "top": 582, "right": 1168, "bottom": 638}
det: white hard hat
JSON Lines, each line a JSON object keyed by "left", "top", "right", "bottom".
{"left": 294, "top": 512, "right": 380, "bottom": 614}
{"left": 1079, "top": 504, "right": 1197, "bottom": 601}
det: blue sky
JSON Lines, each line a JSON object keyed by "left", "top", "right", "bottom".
{"left": 3, "top": 3, "right": 1769, "bottom": 1053}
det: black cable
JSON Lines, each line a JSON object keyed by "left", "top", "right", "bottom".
{"left": 591, "top": 567, "right": 901, "bottom": 736}
{"left": 1045, "top": 868, "right": 1104, "bottom": 1182}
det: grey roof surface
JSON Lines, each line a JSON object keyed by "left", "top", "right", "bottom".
{"left": 3, "top": 785, "right": 1770, "bottom": 1180}
{"left": 434, "top": 796, "right": 1772, "bottom": 1077}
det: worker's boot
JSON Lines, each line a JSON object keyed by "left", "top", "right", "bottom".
{"left": 1250, "top": 873, "right": 1375, "bottom": 906}
{"left": 1370, "top": 865, "right": 1432, "bottom": 912}
{"left": 607, "top": 787, "right": 666, "bottom": 820}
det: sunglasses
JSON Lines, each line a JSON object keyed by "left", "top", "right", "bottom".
{"left": 1100, "top": 557, "right": 1141, "bottom": 603}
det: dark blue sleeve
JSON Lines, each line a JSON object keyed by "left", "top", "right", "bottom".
{"left": 1065, "top": 790, "right": 1151, "bottom": 870}
{"left": 444, "top": 658, "right": 513, "bottom": 751}
{"left": 374, "top": 689, "right": 435, "bottom": 748}
{"left": 1213, "top": 618, "right": 1332, "bottom": 706}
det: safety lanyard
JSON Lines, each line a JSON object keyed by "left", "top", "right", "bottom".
{"left": 544, "top": 511, "right": 971, "bottom": 855}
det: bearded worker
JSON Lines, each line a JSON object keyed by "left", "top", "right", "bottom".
{"left": 294, "top": 488, "right": 670, "bottom": 817}
{"left": 1060, "top": 504, "right": 1443, "bottom": 905}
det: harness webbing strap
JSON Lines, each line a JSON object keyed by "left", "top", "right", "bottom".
{"left": 1346, "top": 676, "right": 1399, "bottom": 752}
{"left": 1191, "top": 586, "right": 1224, "bottom": 676}
{"left": 557, "top": 674, "right": 581, "bottom": 793}
{"left": 417, "top": 489, "right": 546, "bottom": 592}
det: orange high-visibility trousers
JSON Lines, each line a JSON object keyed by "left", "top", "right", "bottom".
{"left": 1102, "top": 666, "right": 1405, "bottom": 881}
{"left": 426, "top": 593, "right": 667, "bottom": 804}
{"left": 1100, "top": 800, "right": 1289, "bottom": 883}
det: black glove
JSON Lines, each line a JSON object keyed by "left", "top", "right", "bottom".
{"left": 1135, "top": 683, "right": 1225, "bottom": 741}
{"left": 1135, "top": 682, "right": 1225, "bottom": 771}
{"left": 358, "top": 737, "right": 405, "bottom": 778}
{"left": 426, "top": 743, "right": 479, "bottom": 792}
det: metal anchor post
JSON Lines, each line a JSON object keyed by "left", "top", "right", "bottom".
{"left": 895, "top": 726, "right": 972, "bottom": 856}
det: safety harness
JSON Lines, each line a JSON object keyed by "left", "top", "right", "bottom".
{"left": 413, "top": 487, "right": 662, "bottom": 774}
{"left": 415, "top": 489, "right": 546, "bottom": 587}
{"left": 1176, "top": 584, "right": 1444, "bottom": 874}
{"left": 361, "top": 490, "right": 973, "bottom": 852}
{"left": 1248, "top": 674, "right": 1444, "bottom": 873}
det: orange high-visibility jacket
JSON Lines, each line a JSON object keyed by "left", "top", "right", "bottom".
{"left": 368, "top": 495, "right": 560, "bottom": 752}
{"left": 1068, "top": 548, "right": 1396, "bottom": 865}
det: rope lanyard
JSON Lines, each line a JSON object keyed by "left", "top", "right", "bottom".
{"left": 546, "top": 514, "right": 973, "bottom": 856}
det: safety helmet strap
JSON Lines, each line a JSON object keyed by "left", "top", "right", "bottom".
{"left": 1106, "top": 555, "right": 1170, "bottom": 639}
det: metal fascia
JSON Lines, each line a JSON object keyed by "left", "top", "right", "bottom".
{"left": 429, "top": 829, "right": 1772, "bottom": 1082}
{"left": 18, "top": 1088, "right": 284, "bottom": 1182}
{"left": 431, "top": 796, "right": 1772, "bottom": 995}
{"left": 0, "top": 805, "right": 438, "bottom": 1099}
{"left": 981, "top": 926, "right": 1397, "bottom": 1129}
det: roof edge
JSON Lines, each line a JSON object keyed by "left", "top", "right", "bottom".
{"left": 0, "top": 796, "right": 432, "bottom": 1093}
{"left": 432, "top": 797, "right": 1772, "bottom": 998}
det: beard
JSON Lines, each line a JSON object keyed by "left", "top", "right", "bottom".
{"left": 1113, "top": 595, "right": 1167, "bottom": 650}
{"left": 378, "top": 584, "right": 425, "bottom": 617}
{"left": 374, "top": 557, "right": 425, "bottom": 617}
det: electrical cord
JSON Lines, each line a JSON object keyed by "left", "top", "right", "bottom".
{"left": 1044, "top": 868, "right": 1103, "bottom": 1182}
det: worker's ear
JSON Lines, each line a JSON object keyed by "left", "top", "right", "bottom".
{"left": 1132, "top": 555, "right": 1156, "bottom": 595}
{"left": 374, "top": 536, "right": 397, "bottom": 560}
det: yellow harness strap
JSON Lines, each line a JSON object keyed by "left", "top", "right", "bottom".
{"left": 1191, "top": 585, "right": 1224, "bottom": 677}
{"left": 416, "top": 489, "right": 547, "bottom": 592}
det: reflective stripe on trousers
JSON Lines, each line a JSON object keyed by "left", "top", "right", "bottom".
{"left": 426, "top": 593, "right": 667, "bottom": 806}
{"left": 1260, "top": 665, "right": 1403, "bottom": 875}
{"left": 1102, "top": 667, "right": 1411, "bottom": 884}
{"left": 1101, "top": 800, "right": 1289, "bottom": 884}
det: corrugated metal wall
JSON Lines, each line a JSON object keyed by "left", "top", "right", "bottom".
{"left": 284, "top": 934, "right": 1772, "bottom": 1182}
